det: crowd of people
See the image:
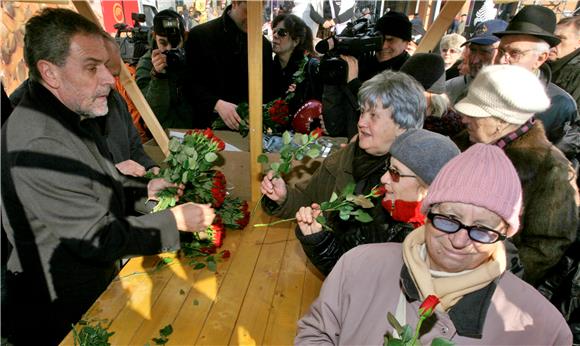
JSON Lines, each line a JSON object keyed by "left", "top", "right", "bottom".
{"left": 1, "top": 1, "right": 579, "bottom": 345}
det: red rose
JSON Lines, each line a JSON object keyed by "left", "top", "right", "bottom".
{"left": 200, "top": 245, "right": 217, "bottom": 254}
{"left": 211, "top": 171, "right": 227, "bottom": 208}
{"left": 418, "top": 295, "right": 440, "bottom": 318}
{"left": 371, "top": 185, "right": 387, "bottom": 198}
{"left": 310, "top": 127, "right": 323, "bottom": 139}
{"left": 220, "top": 249, "right": 231, "bottom": 259}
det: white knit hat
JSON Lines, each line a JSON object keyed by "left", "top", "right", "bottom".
{"left": 454, "top": 65, "right": 550, "bottom": 125}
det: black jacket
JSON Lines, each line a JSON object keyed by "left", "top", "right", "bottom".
{"left": 184, "top": 5, "right": 274, "bottom": 128}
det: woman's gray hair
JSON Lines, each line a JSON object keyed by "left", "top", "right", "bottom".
{"left": 429, "top": 93, "right": 450, "bottom": 117}
{"left": 358, "top": 70, "right": 426, "bottom": 129}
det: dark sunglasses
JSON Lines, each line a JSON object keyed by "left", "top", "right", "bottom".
{"left": 385, "top": 165, "right": 416, "bottom": 183}
{"left": 273, "top": 27, "right": 288, "bottom": 38}
{"left": 427, "top": 212, "right": 507, "bottom": 244}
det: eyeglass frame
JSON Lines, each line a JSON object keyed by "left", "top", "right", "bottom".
{"left": 496, "top": 47, "right": 538, "bottom": 63}
{"left": 273, "top": 27, "right": 288, "bottom": 38}
{"left": 427, "top": 211, "right": 508, "bottom": 244}
{"left": 384, "top": 163, "right": 417, "bottom": 183}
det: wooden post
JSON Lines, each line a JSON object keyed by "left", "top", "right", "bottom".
{"left": 416, "top": 0, "right": 466, "bottom": 54}
{"left": 247, "top": 1, "right": 263, "bottom": 203}
{"left": 72, "top": 0, "right": 170, "bottom": 156}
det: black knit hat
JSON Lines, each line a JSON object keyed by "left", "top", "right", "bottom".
{"left": 494, "top": 5, "right": 560, "bottom": 47}
{"left": 400, "top": 53, "right": 446, "bottom": 94}
{"left": 375, "top": 11, "right": 412, "bottom": 42}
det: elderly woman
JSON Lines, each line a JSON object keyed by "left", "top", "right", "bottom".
{"left": 261, "top": 71, "right": 425, "bottom": 229}
{"left": 295, "top": 129, "right": 459, "bottom": 275}
{"left": 440, "top": 33, "right": 466, "bottom": 80}
{"left": 296, "top": 144, "right": 572, "bottom": 345}
{"left": 271, "top": 14, "right": 322, "bottom": 116}
{"left": 457, "top": 64, "right": 579, "bottom": 286}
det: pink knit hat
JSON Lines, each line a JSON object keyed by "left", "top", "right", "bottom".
{"left": 421, "top": 143, "right": 523, "bottom": 236}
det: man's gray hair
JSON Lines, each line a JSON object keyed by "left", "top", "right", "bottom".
{"left": 24, "top": 8, "right": 102, "bottom": 82}
{"left": 358, "top": 70, "right": 426, "bottom": 129}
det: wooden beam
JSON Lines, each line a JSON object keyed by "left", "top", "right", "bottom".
{"left": 416, "top": 0, "right": 466, "bottom": 53}
{"left": 71, "top": 1, "right": 170, "bottom": 156}
{"left": 247, "top": 1, "right": 263, "bottom": 203}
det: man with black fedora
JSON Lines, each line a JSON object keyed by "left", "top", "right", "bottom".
{"left": 494, "top": 5, "right": 578, "bottom": 159}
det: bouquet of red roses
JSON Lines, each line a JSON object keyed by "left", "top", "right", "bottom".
{"left": 149, "top": 129, "right": 249, "bottom": 266}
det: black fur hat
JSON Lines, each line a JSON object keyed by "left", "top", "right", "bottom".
{"left": 375, "top": 11, "right": 412, "bottom": 42}
{"left": 400, "top": 53, "right": 446, "bottom": 94}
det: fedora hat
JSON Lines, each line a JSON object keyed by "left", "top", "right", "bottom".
{"left": 494, "top": 5, "right": 560, "bottom": 47}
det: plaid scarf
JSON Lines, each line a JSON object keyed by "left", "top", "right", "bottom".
{"left": 493, "top": 118, "right": 535, "bottom": 149}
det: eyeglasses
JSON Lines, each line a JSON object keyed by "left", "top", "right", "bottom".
{"left": 496, "top": 47, "right": 537, "bottom": 63}
{"left": 273, "top": 27, "right": 288, "bottom": 38}
{"left": 427, "top": 212, "right": 507, "bottom": 244}
{"left": 385, "top": 165, "right": 416, "bottom": 183}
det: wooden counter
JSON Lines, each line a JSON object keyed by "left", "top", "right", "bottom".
{"left": 60, "top": 208, "right": 324, "bottom": 345}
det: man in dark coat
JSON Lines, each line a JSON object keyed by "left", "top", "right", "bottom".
{"left": 1, "top": 9, "right": 215, "bottom": 345}
{"left": 184, "top": 0, "right": 274, "bottom": 130}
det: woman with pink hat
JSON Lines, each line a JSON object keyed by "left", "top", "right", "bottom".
{"left": 296, "top": 144, "right": 572, "bottom": 345}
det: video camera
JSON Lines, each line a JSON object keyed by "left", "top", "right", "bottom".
{"left": 114, "top": 13, "right": 151, "bottom": 65}
{"left": 163, "top": 48, "right": 186, "bottom": 70}
{"left": 316, "top": 18, "right": 383, "bottom": 85}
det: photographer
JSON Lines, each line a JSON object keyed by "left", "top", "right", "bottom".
{"left": 136, "top": 10, "right": 193, "bottom": 129}
{"left": 322, "top": 11, "right": 411, "bottom": 138}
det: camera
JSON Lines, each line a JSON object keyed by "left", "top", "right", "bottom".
{"left": 162, "top": 48, "right": 186, "bottom": 70}
{"left": 316, "top": 18, "right": 383, "bottom": 85}
{"left": 114, "top": 12, "right": 151, "bottom": 65}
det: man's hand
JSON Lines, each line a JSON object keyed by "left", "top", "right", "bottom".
{"left": 296, "top": 203, "right": 323, "bottom": 235}
{"left": 215, "top": 99, "right": 242, "bottom": 130}
{"left": 147, "top": 178, "right": 184, "bottom": 201}
{"left": 340, "top": 55, "right": 359, "bottom": 82}
{"left": 323, "top": 19, "right": 335, "bottom": 29}
{"left": 170, "top": 203, "right": 215, "bottom": 232}
{"left": 116, "top": 160, "right": 146, "bottom": 177}
{"left": 148, "top": 166, "right": 161, "bottom": 176}
{"left": 260, "top": 170, "right": 287, "bottom": 204}
{"left": 151, "top": 49, "right": 168, "bottom": 74}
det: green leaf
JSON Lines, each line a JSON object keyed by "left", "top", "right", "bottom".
{"left": 257, "top": 154, "right": 269, "bottom": 164}
{"left": 431, "top": 337, "right": 455, "bottom": 346}
{"left": 320, "top": 201, "right": 330, "bottom": 210}
{"left": 279, "top": 161, "right": 291, "bottom": 175}
{"left": 181, "top": 171, "right": 188, "bottom": 184}
{"left": 315, "top": 214, "right": 326, "bottom": 225}
{"left": 355, "top": 211, "right": 373, "bottom": 223}
{"left": 179, "top": 289, "right": 185, "bottom": 295}
{"left": 387, "top": 339, "right": 405, "bottom": 346}
{"left": 168, "top": 138, "right": 181, "bottom": 152}
{"left": 159, "top": 324, "right": 173, "bottom": 337}
{"left": 193, "top": 299, "right": 200, "bottom": 306}
{"left": 339, "top": 210, "right": 351, "bottom": 221}
{"left": 205, "top": 152, "right": 218, "bottom": 162}
{"left": 306, "top": 148, "right": 320, "bottom": 158}
{"left": 343, "top": 183, "right": 356, "bottom": 196}
{"left": 270, "top": 162, "right": 280, "bottom": 172}
{"left": 400, "top": 325, "right": 413, "bottom": 343}
{"left": 295, "top": 152, "right": 304, "bottom": 161}
{"left": 387, "top": 312, "right": 404, "bottom": 334}
{"left": 207, "top": 260, "right": 217, "bottom": 272}
{"left": 282, "top": 131, "right": 292, "bottom": 145}
{"left": 301, "top": 134, "right": 308, "bottom": 144}
{"left": 193, "top": 262, "right": 206, "bottom": 270}
{"left": 351, "top": 195, "right": 374, "bottom": 208}
{"left": 328, "top": 192, "right": 338, "bottom": 203}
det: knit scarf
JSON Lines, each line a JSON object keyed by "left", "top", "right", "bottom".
{"left": 381, "top": 199, "right": 425, "bottom": 228}
{"left": 402, "top": 226, "right": 506, "bottom": 311}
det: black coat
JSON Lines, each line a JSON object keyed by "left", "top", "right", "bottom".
{"left": 184, "top": 5, "right": 274, "bottom": 128}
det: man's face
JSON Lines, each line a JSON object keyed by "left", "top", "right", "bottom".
{"left": 230, "top": 1, "right": 248, "bottom": 33}
{"left": 51, "top": 34, "right": 114, "bottom": 118}
{"left": 155, "top": 34, "right": 175, "bottom": 52}
{"left": 550, "top": 23, "right": 580, "bottom": 60}
{"left": 495, "top": 35, "right": 548, "bottom": 71}
{"left": 377, "top": 35, "right": 408, "bottom": 62}
{"left": 467, "top": 42, "right": 498, "bottom": 78}
{"left": 104, "top": 39, "right": 122, "bottom": 77}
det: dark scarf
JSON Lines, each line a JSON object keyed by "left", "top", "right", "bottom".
{"left": 493, "top": 118, "right": 535, "bottom": 149}
{"left": 352, "top": 143, "right": 389, "bottom": 194}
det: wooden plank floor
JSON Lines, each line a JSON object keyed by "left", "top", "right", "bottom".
{"left": 60, "top": 206, "right": 324, "bottom": 346}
